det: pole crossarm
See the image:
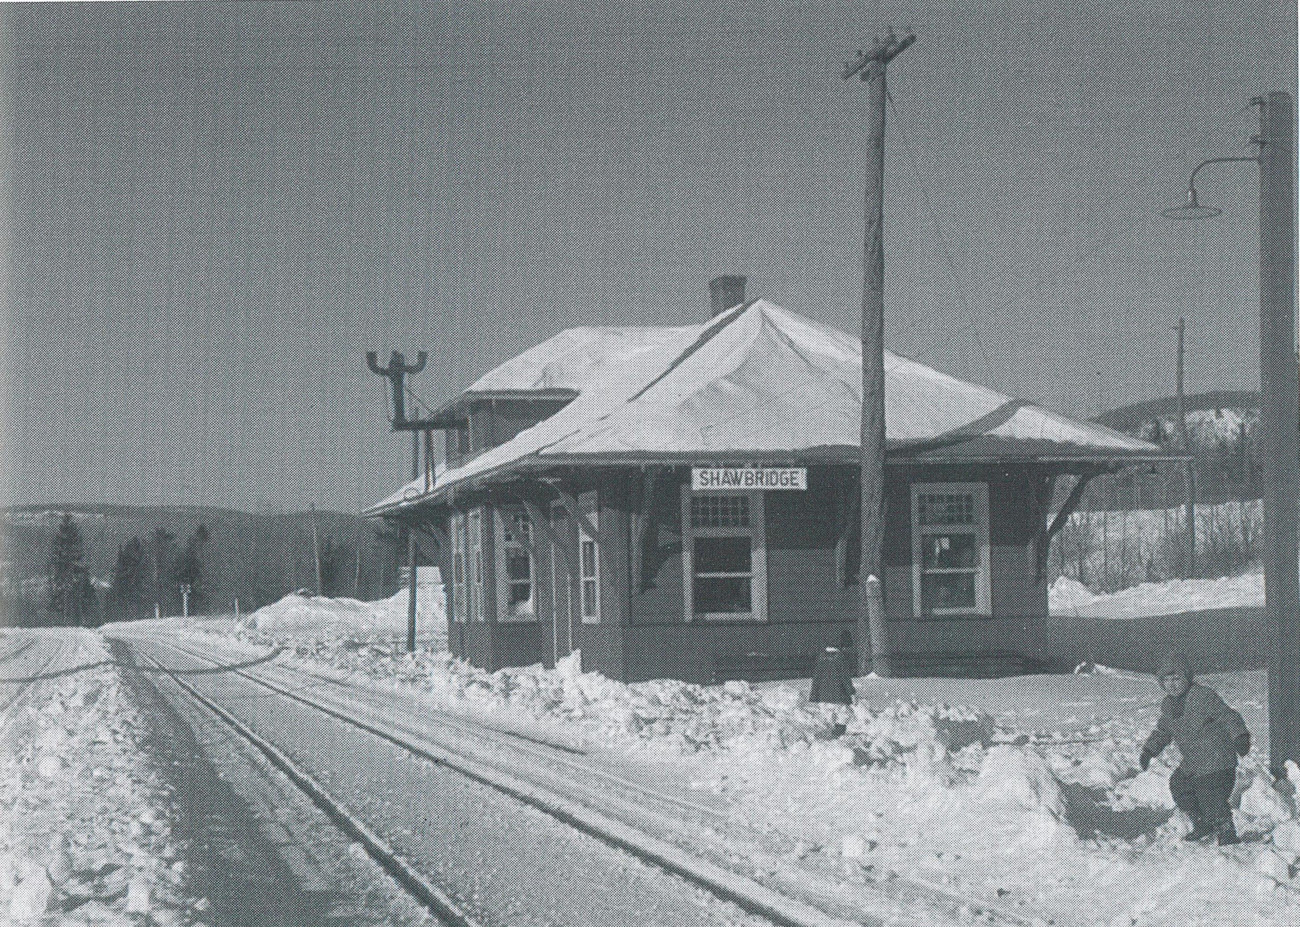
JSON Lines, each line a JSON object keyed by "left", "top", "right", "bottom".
{"left": 842, "top": 31, "right": 916, "bottom": 80}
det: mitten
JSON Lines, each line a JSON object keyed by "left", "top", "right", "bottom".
{"left": 1234, "top": 732, "right": 1251, "bottom": 757}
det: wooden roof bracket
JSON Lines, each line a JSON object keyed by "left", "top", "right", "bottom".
{"left": 513, "top": 491, "right": 579, "bottom": 576}
{"left": 834, "top": 472, "right": 860, "bottom": 588}
{"left": 1035, "top": 466, "right": 1103, "bottom": 582}
{"left": 630, "top": 466, "right": 663, "bottom": 594}
{"left": 542, "top": 478, "right": 600, "bottom": 542}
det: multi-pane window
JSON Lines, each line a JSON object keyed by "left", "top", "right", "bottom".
{"left": 450, "top": 513, "right": 467, "bottom": 623}
{"left": 681, "top": 490, "right": 766, "bottom": 621}
{"left": 468, "top": 509, "right": 484, "bottom": 621}
{"left": 911, "top": 484, "right": 990, "bottom": 618}
{"left": 495, "top": 507, "right": 536, "bottom": 621}
{"left": 579, "top": 495, "right": 600, "bottom": 623}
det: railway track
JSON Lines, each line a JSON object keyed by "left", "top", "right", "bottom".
{"left": 125, "top": 632, "right": 1056, "bottom": 927}
{"left": 0, "top": 638, "right": 37, "bottom": 665}
{"left": 0, "top": 634, "right": 71, "bottom": 722}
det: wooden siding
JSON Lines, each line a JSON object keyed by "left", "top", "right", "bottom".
{"left": 620, "top": 622, "right": 836, "bottom": 684}
{"left": 489, "top": 621, "right": 549, "bottom": 672}
{"left": 579, "top": 623, "right": 627, "bottom": 679}
{"left": 762, "top": 473, "right": 857, "bottom": 623}
{"left": 432, "top": 462, "right": 1051, "bottom": 681}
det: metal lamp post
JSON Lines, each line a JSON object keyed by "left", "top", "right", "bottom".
{"left": 1164, "top": 92, "right": 1298, "bottom": 777}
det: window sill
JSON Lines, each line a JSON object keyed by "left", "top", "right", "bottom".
{"left": 689, "top": 613, "right": 767, "bottom": 623}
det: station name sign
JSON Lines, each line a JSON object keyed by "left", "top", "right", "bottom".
{"left": 691, "top": 467, "right": 807, "bottom": 491}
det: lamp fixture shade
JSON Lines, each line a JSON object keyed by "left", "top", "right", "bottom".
{"left": 1163, "top": 186, "right": 1222, "bottom": 220}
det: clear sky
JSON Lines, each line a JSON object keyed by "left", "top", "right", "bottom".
{"left": 0, "top": 0, "right": 1294, "bottom": 514}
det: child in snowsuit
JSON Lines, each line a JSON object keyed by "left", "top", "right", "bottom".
{"left": 1138, "top": 652, "right": 1251, "bottom": 845}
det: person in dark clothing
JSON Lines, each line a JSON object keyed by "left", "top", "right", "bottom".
{"left": 809, "top": 641, "right": 856, "bottom": 736}
{"left": 1138, "top": 652, "right": 1251, "bottom": 846}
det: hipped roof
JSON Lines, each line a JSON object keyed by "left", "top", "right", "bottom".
{"left": 370, "top": 300, "right": 1160, "bottom": 515}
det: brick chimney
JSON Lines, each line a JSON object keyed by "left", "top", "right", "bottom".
{"left": 708, "top": 275, "right": 747, "bottom": 318}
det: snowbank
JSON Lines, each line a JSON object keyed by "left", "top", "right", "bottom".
{"left": 0, "top": 632, "right": 198, "bottom": 924}
{"left": 245, "top": 587, "right": 447, "bottom": 650}
{"left": 1049, "top": 572, "right": 1263, "bottom": 618}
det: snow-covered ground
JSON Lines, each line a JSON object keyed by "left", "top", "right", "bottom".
{"left": 9, "top": 575, "right": 1300, "bottom": 927}
{"left": 0, "top": 630, "right": 199, "bottom": 925}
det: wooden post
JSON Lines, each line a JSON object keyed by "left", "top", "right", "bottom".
{"left": 406, "top": 431, "right": 420, "bottom": 653}
{"left": 1175, "top": 318, "right": 1196, "bottom": 576}
{"left": 310, "top": 502, "right": 322, "bottom": 596}
{"left": 844, "top": 29, "right": 913, "bottom": 678}
{"left": 1258, "top": 91, "right": 1299, "bottom": 777}
{"left": 406, "top": 529, "right": 417, "bottom": 652}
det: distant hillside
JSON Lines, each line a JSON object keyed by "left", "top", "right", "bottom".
{"left": 1094, "top": 390, "right": 1258, "bottom": 434}
{"left": 1080, "top": 391, "right": 1260, "bottom": 513}
{"left": 0, "top": 504, "right": 406, "bottom": 626}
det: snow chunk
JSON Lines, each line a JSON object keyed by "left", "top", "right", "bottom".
{"left": 1273, "top": 821, "right": 1300, "bottom": 857}
{"left": 8, "top": 867, "right": 53, "bottom": 919}
{"left": 974, "top": 746, "right": 1066, "bottom": 820}
{"left": 1240, "top": 770, "right": 1298, "bottom": 826}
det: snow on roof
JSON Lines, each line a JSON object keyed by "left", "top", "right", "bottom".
{"left": 370, "top": 300, "right": 1159, "bottom": 514}
{"left": 464, "top": 325, "right": 701, "bottom": 394}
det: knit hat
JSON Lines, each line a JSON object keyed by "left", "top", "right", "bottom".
{"left": 1157, "top": 651, "right": 1193, "bottom": 681}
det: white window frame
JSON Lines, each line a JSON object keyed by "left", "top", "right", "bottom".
{"left": 910, "top": 482, "right": 991, "bottom": 619}
{"left": 450, "top": 512, "right": 467, "bottom": 623}
{"left": 468, "top": 508, "right": 485, "bottom": 622}
{"left": 494, "top": 506, "right": 537, "bottom": 622}
{"left": 681, "top": 487, "right": 767, "bottom": 622}
{"left": 579, "top": 491, "right": 600, "bottom": 624}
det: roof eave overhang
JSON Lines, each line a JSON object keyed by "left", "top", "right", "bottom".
{"left": 364, "top": 446, "right": 1179, "bottom": 517}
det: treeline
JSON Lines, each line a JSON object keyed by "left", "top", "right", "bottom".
{"left": 1, "top": 505, "right": 406, "bottom": 627}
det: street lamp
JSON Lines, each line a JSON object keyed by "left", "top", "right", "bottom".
{"left": 1163, "top": 92, "right": 1298, "bottom": 779}
{"left": 1161, "top": 156, "right": 1256, "bottom": 220}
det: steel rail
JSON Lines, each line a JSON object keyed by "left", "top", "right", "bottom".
{"left": 134, "top": 648, "right": 484, "bottom": 927}
{"left": 135, "top": 633, "right": 1054, "bottom": 927}
{"left": 131, "top": 637, "right": 881, "bottom": 927}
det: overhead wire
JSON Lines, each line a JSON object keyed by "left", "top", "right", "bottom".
{"left": 884, "top": 86, "right": 995, "bottom": 384}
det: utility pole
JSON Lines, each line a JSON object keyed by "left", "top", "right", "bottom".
{"left": 844, "top": 28, "right": 914, "bottom": 678}
{"left": 1174, "top": 318, "right": 1196, "bottom": 575}
{"left": 406, "top": 432, "right": 419, "bottom": 653}
{"left": 1257, "top": 91, "right": 1299, "bottom": 778}
{"left": 310, "top": 502, "right": 322, "bottom": 596}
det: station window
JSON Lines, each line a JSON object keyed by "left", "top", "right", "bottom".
{"left": 468, "top": 509, "right": 485, "bottom": 621}
{"left": 681, "top": 489, "right": 767, "bottom": 621}
{"left": 494, "top": 506, "right": 536, "bottom": 621}
{"left": 911, "top": 483, "right": 990, "bottom": 618}
{"left": 579, "top": 492, "right": 600, "bottom": 623}
{"left": 450, "top": 513, "right": 467, "bottom": 623}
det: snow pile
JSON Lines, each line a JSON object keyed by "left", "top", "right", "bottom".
{"left": 1049, "top": 572, "right": 1263, "bottom": 618}
{"left": 0, "top": 632, "right": 197, "bottom": 925}
{"left": 245, "top": 586, "right": 447, "bottom": 649}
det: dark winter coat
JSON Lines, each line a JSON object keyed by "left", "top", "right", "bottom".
{"left": 808, "top": 648, "right": 855, "bottom": 705}
{"left": 1142, "top": 682, "right": 1250, "bottom": 776}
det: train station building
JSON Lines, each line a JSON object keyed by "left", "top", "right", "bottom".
{"left": 367, "top": 279, "right": 1163, "bottom": 682}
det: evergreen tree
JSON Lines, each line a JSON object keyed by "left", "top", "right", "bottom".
{"left": 48, "top": 514, "right": 96, "bottom": 626}
{"left": 318, "top": 536, "right": 355, "bottom": 598}
{"left": 108, "top": 537, "right": 147, "bottom": 619}
{"left": 175, "top": 525, "right": 209, "bottom": 614}
{"left": 149, "top": 527, "right": 177, "bottom": 615}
